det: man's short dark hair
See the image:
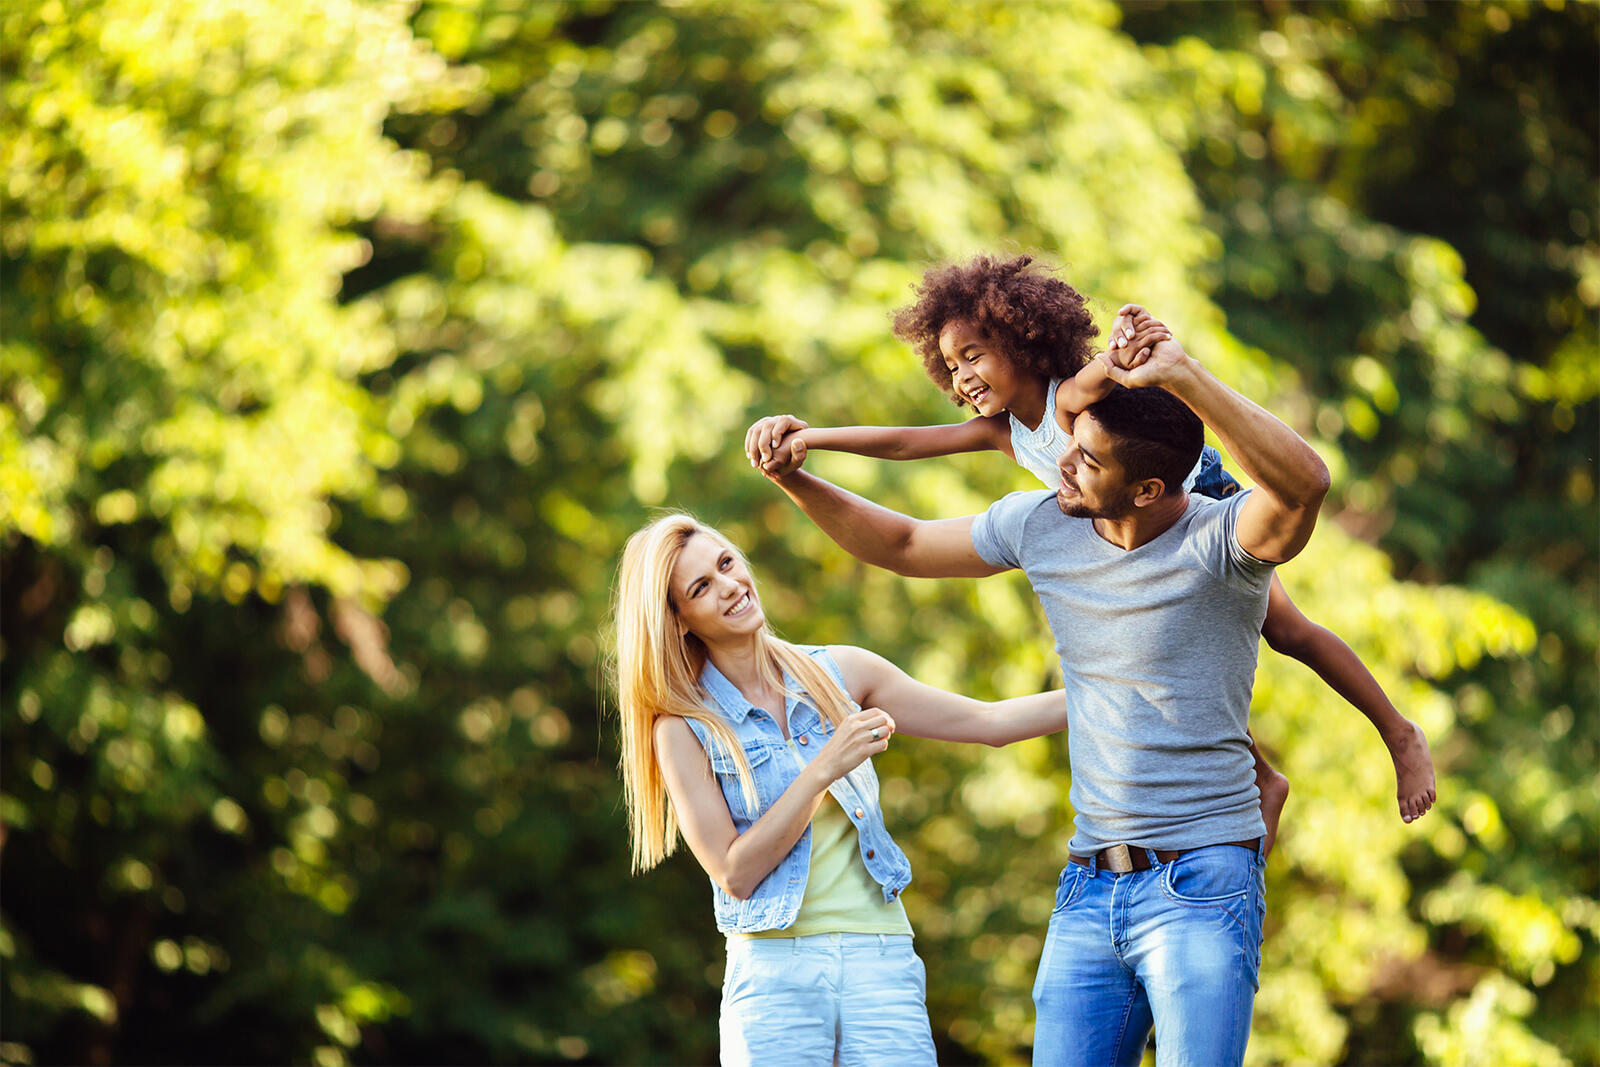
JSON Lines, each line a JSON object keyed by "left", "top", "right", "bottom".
{"left": 1083, "top": 385, "right": 1204, "bottom": 495}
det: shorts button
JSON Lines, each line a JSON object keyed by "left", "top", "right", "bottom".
{"left": 797, "top": 736, "right": 808, "bottom": 745}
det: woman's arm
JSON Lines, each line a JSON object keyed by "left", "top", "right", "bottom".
{"left": 746, "top": 412, "right": 1007, "bottom": 470}
{"left": 654, "top": 707, "right": 896, "bottom": 900}
{"left": 828, "top": 645, "right": 1066, "bottom": 747}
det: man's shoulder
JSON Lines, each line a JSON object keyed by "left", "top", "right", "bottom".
{"left": 1176, "top": 489, "right": 1272, "bottom": 581}
{"left": 1179, "top": 488, "right": 1249, "bottom": 528}
{"left": 987, "top": 489, "right": 1091, "bottom": 543}
{"left": 972, "top": 489, "right": 1079, "bottom": 570}
{"left": 986, "top": 488, "right": 1066, "bottom": 525}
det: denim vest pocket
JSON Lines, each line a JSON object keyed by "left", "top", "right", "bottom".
{"left": 706, "top": 741, "right": 775, "bottom": 823}
{"left": 793, "top": 716, "right": 831, "bottom": 746}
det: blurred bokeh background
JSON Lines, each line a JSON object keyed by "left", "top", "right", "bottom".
{"left": 2, "top": 1, "right": 1596, "bottom": 1064}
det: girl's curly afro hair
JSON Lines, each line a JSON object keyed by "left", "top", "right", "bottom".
{"left": 891, "top": 254, "right": 1099, "bottom": 408}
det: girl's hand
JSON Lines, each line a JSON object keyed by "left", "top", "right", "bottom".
{"left": 745, "top": 414, "right": 809, "bottom": 469}
{"left": 1108, "top": 304, "right": 1153, "bottom": 352}
{"left": 813, "top": 707, "right": 895, "bottom": 783}
{"left": 1105, "top": 310, "right": 1173, "bottom": 371}
{"left": 1100, "top": 324, "right": 1193, "bottom": 390}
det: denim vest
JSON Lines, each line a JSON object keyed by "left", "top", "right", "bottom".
{"left": 685, "top": 646, "right": 913, "bottom": 934}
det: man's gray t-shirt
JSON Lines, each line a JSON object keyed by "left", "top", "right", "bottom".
{"left": 972, "top": 489, "right": 1273, "bottom": 854}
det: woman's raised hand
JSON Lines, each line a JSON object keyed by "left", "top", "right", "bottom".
{"left": 813, "top": 707, "right": 896, "bottom": 782}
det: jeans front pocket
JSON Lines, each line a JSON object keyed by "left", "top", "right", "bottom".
{"left": 721, "top": 941, "right": 750, "bottom": 998}
{"left": 1052, "top": 862, "right": 1089, "bottom": 914}
{"left": 1160, "top": 845, "right": 1256, "bottom": 928}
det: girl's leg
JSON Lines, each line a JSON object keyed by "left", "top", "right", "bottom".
{"left": 1246, "top": 732, "right": 1290, "bottom": 858}
{"left": 1260, "top": 573, "right": 1437, "bottom": 823}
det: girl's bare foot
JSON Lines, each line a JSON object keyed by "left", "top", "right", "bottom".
{"left": 1385, "top": 718, "right": 1436, "bottom": 823}
{"left": 1258, "top": 768, "right": 1290, "bottom": 857}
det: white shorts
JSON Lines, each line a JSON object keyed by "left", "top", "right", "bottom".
{"left": 719, "top": 932, "right": 937, "bottom": 1066}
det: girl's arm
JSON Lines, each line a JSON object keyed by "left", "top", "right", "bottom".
{"left": 828, "top": 645, "right": 1066, "bottom": 747}
{"left": 1053, "top": 358, "right": 1115, "bottom": 432}
{"left": 747, "top": 412, "right": 1009, "bottom": 471}
{"left": 654, "top": 706, "right": 895, "bottom": 900}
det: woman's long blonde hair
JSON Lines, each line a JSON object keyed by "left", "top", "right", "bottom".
{"left": 609, "top": 513, "right": 854, "bottom": 874}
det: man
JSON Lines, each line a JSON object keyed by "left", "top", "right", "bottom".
{"left": 744, "top": 309, "right": 1330, "bottom": 1067}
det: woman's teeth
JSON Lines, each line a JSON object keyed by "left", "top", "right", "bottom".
{"left": 725, "top": 593, "right": 752, "bottom": 616}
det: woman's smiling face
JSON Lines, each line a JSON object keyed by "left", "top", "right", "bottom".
{"left": 669, "top": 532, "right": 765, "bottom": 643}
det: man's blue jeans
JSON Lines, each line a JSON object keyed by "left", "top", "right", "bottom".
{"left": 1032, "top": 842, "right": 1267, "bottom": 1067}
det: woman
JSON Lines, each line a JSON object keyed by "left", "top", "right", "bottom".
{"left": 611, "top": 512, "right": 1066, "bottom": 1066}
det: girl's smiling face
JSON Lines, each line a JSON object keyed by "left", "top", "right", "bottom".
{"left": 938, "top": 319, "right": 1032, "bottom": 418}
{"left": 668, "top": 532, "right": 765, "bottom": 644}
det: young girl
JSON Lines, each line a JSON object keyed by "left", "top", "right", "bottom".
{"left": 611, "top": 512, "right": 1071, "bottom": 1066}
{"left": 744, "top": 254, "right": 1436, "bottom": 850}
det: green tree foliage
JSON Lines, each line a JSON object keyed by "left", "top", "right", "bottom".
{"left": 2, "top": 1, "right": 1592, "bottom": 1065}
{"left": 2, "top": 0, "right": 469, "bottom": 1060}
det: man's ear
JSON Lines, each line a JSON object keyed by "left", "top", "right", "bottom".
{"left": 1131, "top": 477, "right": 1168, "bottom": 509}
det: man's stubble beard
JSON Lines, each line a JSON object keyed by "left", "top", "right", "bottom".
{"left": 1056, "top": 486, "right": 1137, "bottom": 521}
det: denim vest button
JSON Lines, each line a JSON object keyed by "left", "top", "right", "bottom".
{"left": 866, "top": 849, "right": 875, "bottom": 859}
{"left": 854, "top": 808, "right": 865, "bottom": 819}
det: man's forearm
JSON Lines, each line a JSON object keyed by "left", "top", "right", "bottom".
{"left": 1164, "top": 358, "right": 1330, "bottom": 510}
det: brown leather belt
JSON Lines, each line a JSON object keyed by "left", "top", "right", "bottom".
{"left": 1069, "top": 838, "right": 1261, "bottom": 874}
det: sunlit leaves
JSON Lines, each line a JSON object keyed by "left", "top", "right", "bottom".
{"left": 4, "top": 2, "right": 1593, "bottom": 1065}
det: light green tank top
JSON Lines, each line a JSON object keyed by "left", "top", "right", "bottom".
{"left": 733, "top": 739, "right": 913, "bottom": 940}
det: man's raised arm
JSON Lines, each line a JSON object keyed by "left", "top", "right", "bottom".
{"left": 747, "top": 421, "right": 1003, "bottom": 580}
{"left": 1103, "top": 309, "right": 1331, "bottom": 564}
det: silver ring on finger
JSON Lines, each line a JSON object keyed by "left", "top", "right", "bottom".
{"left": 870, "top": 727, "right": 881, "bottom": 742}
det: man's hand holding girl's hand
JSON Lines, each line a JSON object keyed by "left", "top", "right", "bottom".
{"left": 744, "top": 414, "right": 809, "bottom": 477}
{"left": 1100, "top": 304, "right": 1194, "bottom": 390}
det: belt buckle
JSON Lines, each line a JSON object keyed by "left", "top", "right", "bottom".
{"left": 1102, "top": 843, "right": 1133, "bottom": 874}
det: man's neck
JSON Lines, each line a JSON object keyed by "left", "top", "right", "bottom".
{"left": 1091, "top": 492, "right": 1191, "bottom": 551}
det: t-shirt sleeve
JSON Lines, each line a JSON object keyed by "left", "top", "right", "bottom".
{"left": 1192, "top": 490, "right": 1275, "bottom": 590}
{"left": 970, "top": 490, "right": 1051, "bottom": 571}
